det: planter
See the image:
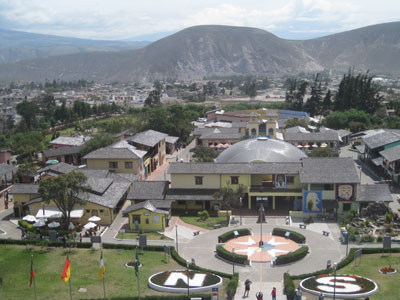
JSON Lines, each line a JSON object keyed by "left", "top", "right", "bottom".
{"left": 379, "top": 267, "right": 397, "bottom": 275}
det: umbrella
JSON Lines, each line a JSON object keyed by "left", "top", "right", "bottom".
{"left": 312, "top": 143, "right": 318, "bottom": 148}
{"left": 88, "top": 216, "right": 101, "bottom": 222}
{"left": 297, "top": 145, "right": 303, "bottom": 148}
{"left": 33, "top": 219, "right": 46, "bottom": 227}
{"left": 48, "top": 221, "right": 60, "bottom": 228}
{"left": 84, "top": 222, "right": 97, "bottom": 229}
{"left": 68, "top": 222, "right": 75, "bottom": 230}
{"left": 303, "top": 144, "right": 310, "bottom": 148}
{"left": 45, "top": 160, "right": 59, "bottom": 165}
{"left": 22, "top": 215, "right": 37, "bottom": 223}
{"left": 321, "top": 143, "right": 328, "bottom": 148}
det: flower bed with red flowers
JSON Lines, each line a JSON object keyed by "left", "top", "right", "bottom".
{"left": 379, "top": 266, "right": 397, "bottom": 274}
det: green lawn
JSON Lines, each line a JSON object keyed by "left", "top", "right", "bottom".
{"left": 0, "top": 245, "right": 183, "bottom": 299}
{"left": 180, "top": 216, "right": 228, "bottom": 230}
{"left": 295, "top": 253, "right": 400, "bottom": 300}
{"left": 116, "top": 231, "right": 172, "bottom": 240}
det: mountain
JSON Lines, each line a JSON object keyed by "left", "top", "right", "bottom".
{"left": 0, "top": 28, "right": 149, "bottom": 64}
{"left": 0, "top": 22, "right": 399, "bottom": 82}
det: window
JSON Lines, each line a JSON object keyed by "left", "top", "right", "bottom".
{"left": 125, "top": 161, "right": 133, "bottom": 169}
{"left": 152, "top": 215, "right": 160, "bottom": 223}
{"left": 324, "top": 184, "right": 334, "bottom": 190}
{"left": 177, "top": 200, "right": 185, "bottom": 205}
{"left": 92, "top": 209, "right": 98, "bottom": 216}
{"left": 195, "top": 201, "right": 203, "bottom": 206}
{"left": 231, "top": 176, "right": 239, "bottom": 185}
{"left": 99, "top": 209, "right": 104, "bottom": 215}
{"left": 109, "top": 161, "right": 118, "bottom": 169}
{"left": 268, "top": 128, "right": 274, "bottom": 136}
{"left": 343, "top": 203, "right": 351, "bottom": 211}
{"left": 145, "top": 218, "right": 149, "bottom": 224}
{"left": 195, "top": 176, "right": 203, "bottom": 185}
{"left": 86, "top": 209, "right": 90, "bottom": 213}
{"left": 287, "top": 176, "right": 294, "bottom": 185}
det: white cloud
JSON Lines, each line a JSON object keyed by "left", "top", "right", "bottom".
{"left": 0, "top": 0, "right": 399, "bottom": 40}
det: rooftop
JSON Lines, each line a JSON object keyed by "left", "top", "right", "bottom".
{"left": 285, "top": 131, "right": 339, "bottom": 142}
{"left": 129, "top": 130, "right": 168, "bottom": 148}
{"left": 127, "top": 181, "right": 168, "bottom": 200}
{"left": 49, "top": 135, "right": 91, "bottom": 147}
{"left": 9, "top": 184, "right": 39, "bottom": 194}
{"left": 363, "top": 130, "right": 400, "bottom": 149}
{"left": 356, "top": 184, "right": 393, "bottom": 202}
{"left": 379, "top": 145, "right": 400, "bottom": 163}
{"left": 42, "top": 146, "right": 83, "bottom": 158}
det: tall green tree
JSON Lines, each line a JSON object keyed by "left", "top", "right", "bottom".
{"left": 81, "top": 133, "right": 115, "bottom": 156}
{"left": 213, "top": 184, "right": 246, "bottom": 224}
{"left": 39, "top": 171, "right": 89, "bottom": 229}
{"left": 321, "top": 89, "right": 332, "bottom": 116}
{"left": 193, "top": 146, "right": 216, "bottom": 162}
{"left": 16, "top": 100, "right": 39, "bottom": 130}
{"left": 144, "top": 90, "right": 161, "bottom": 107}
{"left": 334, "top": 69, "right": 383, "bottom": 114}
{"left": 303, "top": 75, "right": 322, "bottom": 117}
{"left": 285, "top": 78, "right": 307, "bottom": 111}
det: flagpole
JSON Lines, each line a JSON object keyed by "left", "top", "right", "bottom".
{"left": 137, "top": 272, "right": 140, "bottom": 300}
{"left": 102, "top": 250, "right": 106, "bottom": 300}
{"left": 32, "top": 255, "right": 37, "bottom": 300}
{"left": 69, "top": 276, "right": 72, "bottom": 300}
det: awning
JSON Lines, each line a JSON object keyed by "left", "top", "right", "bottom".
{"left": 371, "top": 157, "right": 383, "bottom": 166}
{"left": 35, "top": 207, "right": 84, "bottom": 219}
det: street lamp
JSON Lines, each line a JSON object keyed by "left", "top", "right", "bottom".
{"left": 333, "top": 262, "right": 337, "bottom": 300}
{"left": 175, "top": 224, "right": 178, "bottom": 254}
{"left": 232, "top": 247, "right": 235, "bottom": 275}
{"left": 186, "top": 260, "right": 190, "bottom": 296}
{"left": 239, "top": 197, "right": 243, "bottom": 225}
{"left": 259, "top": 204, "right": 264, "bottom": 247}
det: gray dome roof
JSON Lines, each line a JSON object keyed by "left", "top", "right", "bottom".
{"left": 215, "top": 137, "right": 307, "bottom": 163}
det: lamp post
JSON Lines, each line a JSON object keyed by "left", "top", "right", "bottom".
{"left": 186, "top": 260, "right": 190, "bottom": 296}
{"left": 333, "top": 262, "right": 337, "bottom": 300}
{"left": 232, "top": 247, "right": 235, "bottom": 275}
{"left": 239, "top": 197, "right": 242, "bottom": 225}
{"left": 175, "top": 224, "right": 178, "bottom": 254}
{"left": 259, "top": 204, "right": 264, "bottom": 247}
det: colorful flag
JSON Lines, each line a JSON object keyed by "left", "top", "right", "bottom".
{"left": 99, "top": 252, "right": 105, "bottom": 280}
{"left": 61, "top": 256, "right": 71, "bottom": 283}
{"left": 134, "top": 251, "right": 139, "bottom": 277}
{"left": 30, "top": 257, "right": 35, "bottom": 287}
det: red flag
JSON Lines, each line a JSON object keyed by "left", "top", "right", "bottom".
{"left": 30, "top": 257, "right": 35, "bottom": 287}
{"left": 61, "top": 257, "right": 71, "bottom": 283}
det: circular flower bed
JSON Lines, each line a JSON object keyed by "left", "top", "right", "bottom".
{"left": 148, "top": 270, "right": 223, "bottom": 294}
{"left": 379, "top": 266, "right": 397, "bottom": 274}
{"left": 300, "top": 274, "right": 378, "bottom": 299}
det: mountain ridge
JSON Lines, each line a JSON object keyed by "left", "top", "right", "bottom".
{"left": 0, "top": 22, "right": 399, "bottom": 82}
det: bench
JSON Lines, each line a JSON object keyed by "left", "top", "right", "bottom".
{"left": 323, "top": 231, "right": 330, "bottom": 236}
{"left": 193, "top": 231, "right": 200, "bottom": 236}
{"left": 299, "top": 224, "right": 306, "bottom": 229}
{"left": 213, "top": 224, "right": 221, "bottom": 229}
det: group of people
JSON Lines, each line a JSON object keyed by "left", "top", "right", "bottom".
{"left": 243, "top": 280, "right": 276, "bottom": 300}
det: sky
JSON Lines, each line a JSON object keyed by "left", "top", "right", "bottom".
{"left": 0, "top": 0, "right": 399, "bottom": 41}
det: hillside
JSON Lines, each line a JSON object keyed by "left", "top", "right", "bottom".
{"left": 0, "top": 28, "right": 149, "bottom": 64}
{"left": 0, "top": 22, "right": 399, "bottom": 82}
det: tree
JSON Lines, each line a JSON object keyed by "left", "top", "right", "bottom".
{"left": 213, "top": 184, "right": 246, "bottom": 224}
{"left": 193, "top": 146, "right": 216, "bottom": 162}
{"left": 39, "top": 171, "right": 89, "bottom": 229}
{"left": 321, "top": 89, "right": 332, "bottom": 116}
{"left": 81, "top": 133, "right": 115, "bottom": 156}
{"left": 323, "top": 109, "right": 371, "bottom": 130}
{"left": 308, "top": 147, "right": 333, "bottom": 157}
{"left": 284, "top": 118, "right": 308, "bottom": 129}
{"left": 303, "top": 74, "right": 322, "bottom": 117}
{"left": 144, "top": 90, "right": 161, "bottom": 107}
{"left": 16, "top": 101, "right": 39, "bottom": 130}
{"left": 334, "top": 69, "right": 383, "bottom": 114}
{"left": 285, "top": 78, "right": 307, "bottom": 111}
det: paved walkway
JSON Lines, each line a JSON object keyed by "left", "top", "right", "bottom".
{"left": 0, "top": 207, "right": 21, "bottom": 239}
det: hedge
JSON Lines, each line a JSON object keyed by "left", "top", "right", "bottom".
{"left": 226, "top": 273, "right": 239, "bottom": 300}
{"left": 0, "top": 238, "right": 92, "bottom": 248}
{"left": 218, "top": 228, "right": 251, "bottom": 243}
{"left": 272, "top": 228, "right": 306, "bottom": 244}
{"left": 170, "top": 247, "right": 233, "bottom": 279}
{"left": 102, "top": 243, "right": 164, "bottom": 252}
{"left": 275, "top": 246, "right": 308, "bottom": 265}
{"left": 283, "top": 272, "right": 296, "bottom": 300}
{"left": 216, "top": 245, "right": 249, "bottom": 265}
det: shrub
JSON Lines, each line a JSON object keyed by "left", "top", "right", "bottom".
{"left": 272, "top": 228, "right": 306, "bottom": 244}
{"left": 0, "top": 238, "right": 91, "bottom": 248}
{"left": 226, "top": 273, "right": 239, "bottom": 300}
{"left": 377, "top": 236, "right": 383, "bottom": 242}
{"left": 283, "top": 272, "right": 296, "bottom": 300}
{"left": 197, "top": 210, "right": 210, "bottom": 221}
{"left": 216, "top": 245, "right": 249, "bottom": 265}
{"left": 360, "top": 234, "right": 375, "bottom": 243}
{"left": 82, "top": 295, "right": 211, "bottom": 300}
{"left": 275, "top": 246, "right": 308, "bottom": 265}
{"left": 102, "top": 243, "right": 164, "bottom": 252}
{"left": 218, "top": 228, "right": 251, "bottom": 243}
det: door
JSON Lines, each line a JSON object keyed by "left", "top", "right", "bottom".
{"left": 205, "top": 201, "right": 210, "bottom": 210}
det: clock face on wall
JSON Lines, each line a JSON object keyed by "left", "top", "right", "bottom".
{"left": 337, "top": 184, "right": 353, "bottom": 201}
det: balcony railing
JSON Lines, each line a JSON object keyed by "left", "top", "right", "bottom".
{"left": 250, "top": 185, "right": 302, "bottom": 193}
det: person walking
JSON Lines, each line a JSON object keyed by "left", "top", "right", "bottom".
{"left": 256, "top": 291, "right": 263, "bottom": 300}
{"left": 271, "top": 287, "right": 276, "bottom": 300}
{"left": 295, "top": 287, "right": 302, "bottom": 300}
{"left": 318, "top": 292, "right": 324, "bottom": 300}
{"left": 243, "top": 279, "right": 252, "bottom": 297}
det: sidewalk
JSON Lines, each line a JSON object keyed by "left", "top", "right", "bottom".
{"left": 235, "top": 281, "right": 283, "bottom": 300}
